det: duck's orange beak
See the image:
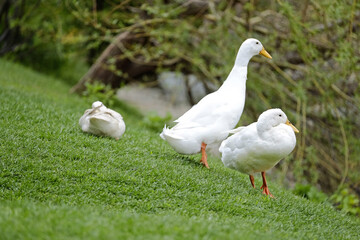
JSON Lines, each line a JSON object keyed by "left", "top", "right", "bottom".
{"left": 286, "top": 120, "right": 299, "bottom": 133}
{"left": 259, "top": 47, "right": 272, "bottom": 59}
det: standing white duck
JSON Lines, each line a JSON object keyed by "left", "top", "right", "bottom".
{"left": 160, "top": 38, "right": 272, "bottom": 168}
{"left": 219, "top": 108, "right": 299, "bottom": 197}
{"left": 79, "top": 101, "right": 126, "bottom": 140}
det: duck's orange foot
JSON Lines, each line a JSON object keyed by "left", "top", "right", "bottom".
{"left": 200, "top": 152, "right": 209, "bottom": 169}
{"left": 260, "top": 185, "right": 274, "bottom": 198}
{"left": 249, "top": 175, "right": 255, "bottom": 188}
{"left": 200, "top": 158, "right": 209, "bottom": 169}
{"left": 200, "top": 142, "right": 209, "bottom": 169}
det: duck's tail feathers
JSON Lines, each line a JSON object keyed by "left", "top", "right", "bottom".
{"left": 159, "top": 125, "right": 167, "bottom": 140}
{"left": 160, "top": 125, "right": 184, "bottom": 141}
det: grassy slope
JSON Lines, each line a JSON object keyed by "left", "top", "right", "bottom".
{"left": 0, "top": 59, "right": 359, "bottom": 239}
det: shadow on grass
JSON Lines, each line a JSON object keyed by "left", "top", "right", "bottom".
{"left": 166, "top": 153, "right": 207, "bottom": 169}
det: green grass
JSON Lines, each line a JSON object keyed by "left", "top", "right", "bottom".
{"left": 0, "top": 59, "right": 359, "bottom": 239}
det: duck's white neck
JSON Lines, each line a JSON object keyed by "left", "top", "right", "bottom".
{"left": 218, "top": 45, "right": 255, "bottom": 91}
{"left": 219, "top": 65, "right": 247, "bottom": 91}
{"left": 234, "top": 46, "right": 256, "bottom": 67}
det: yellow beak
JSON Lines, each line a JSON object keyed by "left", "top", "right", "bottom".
{"left": 285, "top": 120, "right": 299, "bottom": 133}
{"left": 259, "top": 47, "right": 272, "bottom": 59}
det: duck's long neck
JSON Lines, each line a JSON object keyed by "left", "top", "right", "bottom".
{"left": 218, "top": 46, "right": 254, "bottom": 91}
{"left": 218, "top": 65, "right": 248, "bottom": 91}
{"left": 234, "top": 46, "right": 254, "bottom": 67}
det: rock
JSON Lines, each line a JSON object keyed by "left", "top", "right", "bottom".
{"left": 117, "top": 84, "right": 191, "bottom": 119}
{"left": 284, "top": 68, "right": 305, "bottom": 81}
{"left": 158, "top": 72, "right": 188, "bottom": 105}
{"left": 116, "top": 71, "right": 217, "bottom": 120}
{"left": 188, "top": 74, "right": 207, "bottom": 103}
{"left": 158, "top": 71, "right": 216, "bottom": 105}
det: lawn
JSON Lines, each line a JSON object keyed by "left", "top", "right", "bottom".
{"left": 0, "top": 59, "right": 359, "bottom": 239}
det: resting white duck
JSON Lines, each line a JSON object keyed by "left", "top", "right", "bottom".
{"left": 160, "top": 38, "right": 272, "bottom": 168}
{"left": 219, "top": 108, "right": 299, "bottom": 197}
{"left": 79, "top": 101, "right": 126, "bottom": 140}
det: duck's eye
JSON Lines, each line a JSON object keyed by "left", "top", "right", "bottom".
{"left": 279, "top": 114, "right": 282, "bottom": 117}
{"left": 256, "top": 42, "right": 259, "bottom": 44}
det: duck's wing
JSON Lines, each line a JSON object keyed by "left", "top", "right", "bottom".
{"left": 80, "top": 105, "right": 103, "bottom": 121}
{"left": 174, "top": 92, "right": 232, "bottom": 126}
{"left": 220, "top": 123, "right": 258, "bottom": 153}
{"left": 92, "top": 105, "right": 124, "bottom": 122}
{"left": 89, "top": 112, "right": 118, "bottom": 132}
{"left": 226, "top": 126, "right": 246, "bottom": 134}
{"left": 219, "top": 125, "right": 258, "bottom": 169}
{"left": 172, "top": 121, "right": 202, "bottom": 130}
{"left": 89, "top": 113, "right": 113, "bottom": 122}
{"left": 79, "top": 109, "right": 93, "bottom": 131}
{"left": 104, "top": 108, "right": 124, "bottom": 121}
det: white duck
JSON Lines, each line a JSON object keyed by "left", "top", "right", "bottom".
{"left": 79, "top": 101, "right": 126, "bottom": 140}
{"left": 160, "top": 38, "right": 272, "bottom": 168}
{"left": 219, "top": 108, "right": 299, "bottom": 197}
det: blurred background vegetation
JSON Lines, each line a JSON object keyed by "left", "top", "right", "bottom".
{"left": 1, "top": 0, "right": 359, "bottom": 215}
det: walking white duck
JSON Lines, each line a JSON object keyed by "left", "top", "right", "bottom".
{"left": 219, "top": 108, "right": 299, "bottom": 197}
{"left": 79, "top": 101, "right": 126, "bottom": 140}
{"left": 160, "top": 38, "right": 272, "bottom": 168}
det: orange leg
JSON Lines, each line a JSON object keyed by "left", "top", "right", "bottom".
{"left": 200, "top": 142, "right": 209, "bottom": 169}
{"left": 249, "top": 175, "right": 255, "bottom": 188}
{"left": 260, "top": 172, "right": 274, "bottom": 198}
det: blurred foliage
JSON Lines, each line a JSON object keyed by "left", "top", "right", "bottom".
{"left": 82, "top": 82, "right": 116, "bottom": 108}
{"left": 331, "top": 187, "right": 360, "bottom": 216}
{"left": 2, "top": 0, "right": 360, "bottom": 213}
{"left": 142, "top": 112, "right": 172, "bottom": 132}
{"left": 0, "top": 0, "right": 88, "bottom": 85}
{"left": 293, "top": 184, "right": 360, "bottom": 216}
{"left": 293, "top": 183, "right": 328, "bottom": 203}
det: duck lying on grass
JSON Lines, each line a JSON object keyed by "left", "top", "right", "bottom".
{"left": 160, "top": 38, "right": 272, "bottom": 168}
{"left": 79, "top": 101, "right": 126, "bottom": 140}
{"left": 219, "top": 108, "right": 299, "bottom": 197}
